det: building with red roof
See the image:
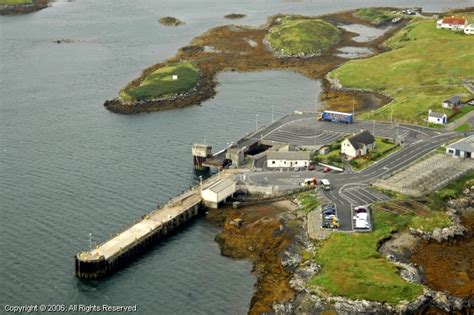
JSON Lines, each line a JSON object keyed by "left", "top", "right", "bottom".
{"left": 437, "top": 16, "right": 468, "bottom": 31}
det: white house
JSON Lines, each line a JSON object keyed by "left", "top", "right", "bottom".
{"left": 465, "top": 24, "right": 474, "bottom": 35}
{"left": 266, "top": 151, "right": 311, "bottom": 169}
{"left": 201, "top": 178, "right": 236, "bottom": 209}
{"left": 442, "top": 95, "right": 462, "bottom": 109}
{"left": 436, "top": 16, "right": 468, "bottom": 31}
{"left": 341, "top": 130, "right": 376, "bottom": 159}
{"left": 446, "top": 136, "right": 474, "bottom": 159}
{"left": 428, "top": 110, "right": 448, "bottom": 125}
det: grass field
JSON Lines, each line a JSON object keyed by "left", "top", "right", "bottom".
{"left": 267, "top": 17, "right": 340, "bottom": 56}
{"left": 329, "top": 17, "right": 474, "bottom": 125}
{"left": 350, "top": 138, "right": 400, "bottom": 170}
{"left": 308, "top": 208, "right": 444, "bottom": 304}
{"left": 296, "top": 191, "right": 319, "bottom": 214}
{"left": 428, "top": 172, "right": 474, "bottom": 210}
{"left": 455, "top": 122, "right": 471, "bottom": 132}
{"left": 354, "top": 8, "right": 395, "bottom": 25}
{"left": 121, "top": 62, "right": 199, "bottom": 101}
{"left": 0, "top": 0, "right": 33, "bottom": 4}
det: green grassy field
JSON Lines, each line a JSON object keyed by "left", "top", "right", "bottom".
{"left": 350, "top": 138, "right": 400, "bottom": 170}
{"left": 121, "top": 62, "right": 199, "bottom": 101}
{"left": 329, "top": 17, "right": 474, "bottom": 125}
{"left": 296, "top": 191, "right": 319, "bottom": 214}
{"left": 455, "top": 122, "right": 471, "bottom": 132}
{"left": 0, "top": 0, "right": 33, "bottom": 4}
{"left": 308, "top": 208, "right": 445, "bottom": 304}
{"left": 267, "top": 17, "right": 340, "bottom": 56}
{"left": 354, "top": 8, "right": 396, "bottom": 25}
{"left": 428, "top": 172, "right": 474, "bottom": 210}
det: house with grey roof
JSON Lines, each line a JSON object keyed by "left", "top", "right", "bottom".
{"left": 446, "top": 135, "right": 474, "bottom": 159}
{"left": 266, "top": 151, "right": 311, "bottom": 169}
{"left": 428, "top": 110, "right": 448, "bottom": 125}
{"left": 341, "top": 130, "right": 376, "bottom": 159}
{"left": 442, "top": 95, "right": 462, "bottom": 109}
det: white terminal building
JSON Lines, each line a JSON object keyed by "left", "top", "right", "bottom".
{"left": 266, "top": 151, "right": 311, "bottom": 169}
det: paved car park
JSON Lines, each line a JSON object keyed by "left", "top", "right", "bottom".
{"left": 240, "top": 113, "right": 465, "bottom": 231}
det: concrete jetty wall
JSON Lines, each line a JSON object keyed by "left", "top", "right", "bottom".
{"left": 75, "top": 193, "right": 202, "bottom": 279}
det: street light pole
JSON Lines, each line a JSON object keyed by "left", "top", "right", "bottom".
{"left": 391, "top": 103, "right": 393, "bottom": 123}
{"left": 89, "top": 233, "right": 92, "bottom": 251}
{"left": 271, "top": 105, "right": 274, "bottom": 123}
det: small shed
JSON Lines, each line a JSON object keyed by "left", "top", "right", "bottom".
{"left": 201, "top": 178, "right": 236, "bottom": 209}
{"left": 428, "top": 110, "right": 447, "bottom": 125}
{"left": 319, "top": 146, "right": 330, "bottom": 155}
{"left": 442, "top": 96, "right": 462, "bottom": 109}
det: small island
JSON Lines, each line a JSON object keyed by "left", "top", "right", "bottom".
{"left": 105, "top": 10, "right": 402, "bottom": 114}
{"left": 224, "top": 13, "right": 247, "bottom": 20}
{"left": 158, "top": 16, "right": 185, "bottom": 27}
{"left": 0, "top": 0, "right": 51, "bottom": 15}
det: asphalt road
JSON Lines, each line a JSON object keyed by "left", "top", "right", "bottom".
{"left": 237, "top": 113, "right": 463, "bottom": 231}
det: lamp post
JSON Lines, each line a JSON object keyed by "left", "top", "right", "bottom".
{"left": 271, "top": 105, "right": 274, "bottom": 123}
{"left": 390, "top": 102, "right": 393, "bottom": 123}
{"left": 89, "top": 233, "right": 92, "bottom": 251}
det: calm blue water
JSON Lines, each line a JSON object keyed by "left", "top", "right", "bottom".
{"left": 0, "top": 0, "right": 470, "bottom": 313}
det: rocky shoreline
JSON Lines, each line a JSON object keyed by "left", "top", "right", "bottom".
{"left": 276, "top": 191, "right": 474, "bottom": 314}
{"left": 212, "top": 187, "right": 474, "bottom": 314}
{"left": 0, "top": 0, "right": 51, "bottom": 15}
{"left": 104, "top": 9, "right": 405, "bottom": 115}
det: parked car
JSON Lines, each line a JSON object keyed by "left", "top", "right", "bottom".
{"left": 323, "top": 209, "right": 336, "bottom": 217}
{"left": 308, "top": 164, "right": 315, "bottom": 171}
{"left": 323, "top": 167, "right": 331, "bottom": 173}
{"left": 354, "top": 206, "right": 368, "bottom": 213}
{"left": 322, "top": 204, "right": 335, "bottom": 211}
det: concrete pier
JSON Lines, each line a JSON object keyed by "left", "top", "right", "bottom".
{"left": 75, "top": 190, "right": 203, "bottom": 279}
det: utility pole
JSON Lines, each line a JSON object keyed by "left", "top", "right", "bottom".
{"left": 89, "top": 233, "right": 92, "bottom": 251}
{"left": 390, "top": 103, "right": 393, "bottom": 123}
{"left": 256, "top": 114, "right": 259, "bottom": 131}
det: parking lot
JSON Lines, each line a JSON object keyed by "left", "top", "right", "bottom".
{"left": 340, "top": 185, "right": 391, "bottom": 207}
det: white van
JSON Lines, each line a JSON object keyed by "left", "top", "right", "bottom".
{"left": 320, "top": 179, "right": 331, "bottom": 191}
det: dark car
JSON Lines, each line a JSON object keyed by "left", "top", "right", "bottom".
{"left": 322, "top": 204, "right": 335, "bottom": 210}
{"left": 308, "top": 164, "right": 315, "bottom": 171}
{"left": 354, "top": 206, "right": 368, "bottom": 213}
{"left": 323, "top": 209, "right": 336, "bottom": 217}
